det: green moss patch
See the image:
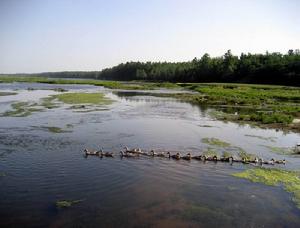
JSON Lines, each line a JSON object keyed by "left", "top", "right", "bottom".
{"left": 52, "top": 93, "right": 113, "bottom": 105}
{"left": 201, "top": 138, "right": 231, "bottom": 147}
{"left": 233, "top": 168, "right": 300, "bottom": 208}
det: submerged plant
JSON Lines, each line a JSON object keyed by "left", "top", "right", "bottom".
{"left": 233, "top": 168, "right": 300, "bottom": 208}
{"left": 56, "top": 199, "right": 84, "bottom": 209}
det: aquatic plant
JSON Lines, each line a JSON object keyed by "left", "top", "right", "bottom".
{"left": 203, "top": 148, "right": 218, "bottom": 157}
{"left": 222, "top": 151, "right": 233, "bottom": 158}
{"left": 0, "top": 91, "right": 17, "bottom": 96}
{"left": 46, "top": 127, "right": 71, "bottom": 133}
{"left": 201, "top": 138, "right": 231, "bottom": 147}
{"left": 52, "top": 92, "right": 113, "bottom": 105}
{"left": 181, "top": 204, "right": 232, "bottom": 224}
{"left": 56, "top": 199, "right": 84, "bottom": 209}
{"left": 233, "top": 168, "right": 300, "bottom": 208}
{"left": 0, "top": 172, "right": 6, "bottom": 177}
{"left": 262, "top": 145, "right": 295, "bottom": 155}
{"left": 244, "top": 134, "right": 277, "bottom": 142}
{"left": 2, "top": 102, "right": 41, "bottom": 117}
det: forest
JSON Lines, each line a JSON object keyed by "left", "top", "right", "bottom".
{"left": 5, "top": 50, "right": 300, "bottom": 86}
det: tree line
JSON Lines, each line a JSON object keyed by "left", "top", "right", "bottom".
{"left": 14, "top": 50, "right": 300, "bottom": 86}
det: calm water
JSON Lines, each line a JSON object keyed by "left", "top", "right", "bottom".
{"left": 0, "top": 82, "right": 300, "bottom": 228}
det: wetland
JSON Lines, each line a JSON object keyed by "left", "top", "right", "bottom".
{"left": 0, "top": 79, "right": 300, "bottom": 227}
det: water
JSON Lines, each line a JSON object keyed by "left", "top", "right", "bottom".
{"left": 0, "top": 82, "right": 300, "bottom": 227}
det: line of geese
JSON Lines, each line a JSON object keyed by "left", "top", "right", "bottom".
{"left": 84, "top": 147, "right": 286, "bottom": 165}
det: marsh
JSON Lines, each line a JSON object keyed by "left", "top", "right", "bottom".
{"left": 0, "top": 82, "right": 300, "bottom": 227}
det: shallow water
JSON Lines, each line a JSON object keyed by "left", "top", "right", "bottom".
{"left": 0, "top": 82, "right": 300, "bottom": 227}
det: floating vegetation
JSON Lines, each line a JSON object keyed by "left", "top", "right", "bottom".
{"left": 222, "top": 151, "right": 233, "bottom": 158}
{"left": 40, "top": 97, "right": 59, "bottom": 109}
{"left": 52, "top": 93, "right": 113, "bottom": 105}
{"left": 2, "top": 102, "right": 43, "bottom": 117}
{"left": 198, "top": 124, "right": 214, "bottom": 128}
{"left": 53, "top": 88, "right": 68, "bottom": 92}
{"left": 46, "top": 127, "right": 71, "bottom": 133}
{"left": 233, "top": 168, "right": 300, "bottom": 208}
{"left": 31, "top": 126, "right": 72, "bottom": 133}
{"left": 201, "top": 138, "right": 231, "bottom": 147}
{"left": 56, "top": 199, "right": 84, "bottom": 209}
{"left": 262, "top": 145, "right": 295, "bottom": 155}
{"left": 236, "top": 147, "right": 256, "bottom": 160}
{"left": 0, "top": 172, "right": 6, "bottom": 177}
{"left": 245, "top": 134, "right": 277, "bottom": 142}
{"left": 203, "top": 148, "right": 218, "bottom": 157}
{"left": 0, "top": 91, "right": 17, "bottom": 96}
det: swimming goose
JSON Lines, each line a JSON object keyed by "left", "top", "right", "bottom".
{"left": 84, "top": 148, "right": 100, "bottom": 156}
{"left": 264, "top": 158, "right": 275, "bottom": 165}
{"left": 154, "top": 150, "right": 165, "bottom": 157}
{"left": 101, "top": 150, "right": 114, "bottom": 157}
{"left": 192, "top": 155, "right": 202, "bottom": 160}
{"left": 119, "top": 151, "right": 138, "bottom": 158}
{"left": 275, "top": 159, "right": 286, "bottom": 164}
{"left": 182, "top": 153, "right": 192, "bottom": 161}
{"left": 167, "top": 152, "right": 181, "bottom": 160}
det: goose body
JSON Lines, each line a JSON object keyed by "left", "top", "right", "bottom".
{"left": 84, "top": 149, "right": 100, "bottom": 156}
{"left": 182, "top": 153, "right": 192, "bottom": 161}
{"left": 167, "top": 152, "right": 181, "bottom": 160}
{"left": 275, "top": 159, "right": 286, "bottom": 164}
{"left": 120, "top": 151, "right": 139, "bottom": 158}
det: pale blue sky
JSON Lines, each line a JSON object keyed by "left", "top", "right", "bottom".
{"left": 0, "top": 0, "right": 299, "bottom": 73}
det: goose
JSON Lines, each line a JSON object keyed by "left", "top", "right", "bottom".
{"left": 182, "top": 153, "right": 192, "bottom": 161}
{"left": 154, "top": 150, "right": 166, "bottom": 157}
{"left": 275, "top": 159, "right": 286, "bottom": 164}
{"left": 192, "top": 155, "right": 202, "bottom": 160}
{"left": 84, "top": 148, "right": 100, "bottom": 156}
{"left": 167, "top": 152, "right": 181, "bottom": 160}
{"left": 212, "top": 155, "right": 218, "bottom": 162}
{"left": 264, "top": 158, "right": 275, "bottom": 165}
{"left": 119, "top": 151, "right": 138, "bottom": 158}
{"left": 101, "top": 150, "right": 114, "bottom": 157}
{"left": 150, "top": 149, "right": 158, "bottom": 157}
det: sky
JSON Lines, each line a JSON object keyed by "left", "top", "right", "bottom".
{"left": 0, "top": 0, "right": 299, "bottom": 73}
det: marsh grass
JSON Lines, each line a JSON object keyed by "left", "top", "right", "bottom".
{"left": 233, "top": 168, "right": 300, "bottom": 208}
{"left": 52, "top": 93, "right": 113, "bottom": 105}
